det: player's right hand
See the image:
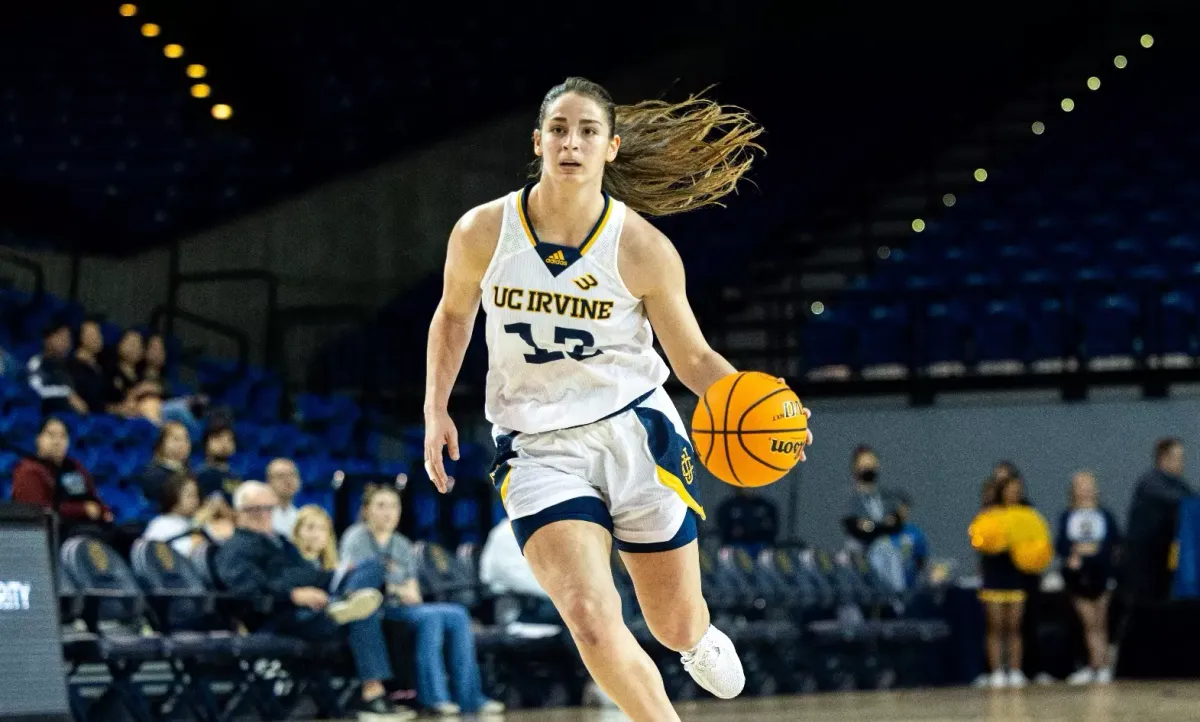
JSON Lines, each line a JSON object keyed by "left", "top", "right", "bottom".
{"left": 424, "top": 409, "right": 460, "bottom": 494}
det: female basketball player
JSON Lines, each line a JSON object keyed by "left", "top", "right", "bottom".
{"left": 423, "top": 77, "right": 812, "bottom": 721}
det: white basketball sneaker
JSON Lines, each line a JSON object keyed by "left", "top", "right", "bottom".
{"left": 681, "top": 625, "right": 745, "bottom": 700}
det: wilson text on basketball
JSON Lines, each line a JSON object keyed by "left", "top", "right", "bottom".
{"left": 770, "top": 438, "right": 805, "bottom": 459}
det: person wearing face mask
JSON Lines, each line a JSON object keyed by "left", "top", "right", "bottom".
{"left": 842, "top": 445, "right": 906, "bottom": 593}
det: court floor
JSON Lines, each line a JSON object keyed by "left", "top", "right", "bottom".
{"left": 438, "top": 681, "right": 1200, "bottom": 721}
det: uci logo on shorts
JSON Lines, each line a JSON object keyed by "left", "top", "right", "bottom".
{"left": 681, "top": 447, "right": 695, "bottom": 484}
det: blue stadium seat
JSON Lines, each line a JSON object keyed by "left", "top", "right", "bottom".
{"left": 974, "top": 298, "right": 1026, "bottom": 363}
{"left": 1082, "top": 293, "right": 1140, "bottom": 359}
{"left": 919, "top": 300, "right": 969, "bottom": 365}
{"left": 857, "top": 303, "right": 911, "bottom": 368}
{"left": 1025, "top": 295, "right": 1070, "bottom": 361}
{"left": 803, "top": 308, "right": 855, "bottom": 371}
{"left": 1154, "top": 289, "right": 1197, "bottom": 355}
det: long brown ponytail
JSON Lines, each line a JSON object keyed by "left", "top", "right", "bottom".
{"left": 532, "top": 77, "right": 764, "bottom": 217}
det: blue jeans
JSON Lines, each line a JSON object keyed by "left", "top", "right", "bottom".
{"left": 385, "top": 602, "right": 486, "bottom": 711}
{"left": 263, "top": 560, "right": 392, "bottom": 683}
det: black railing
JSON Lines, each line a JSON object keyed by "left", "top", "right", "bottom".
{"left": 166, "top": 243, "right": 280, "bottom": 368}
{"left": 272, "top": 302, "right": 373, "bottom": 390}
{"left": 148, "top": 304, "right": 251, "bottom": 393}
{"left": 0, "top": 248, "right": 45, "bottom": 298}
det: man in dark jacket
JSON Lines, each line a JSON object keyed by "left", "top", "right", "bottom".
{"left": 215, "top": 481, "right": 413, "bottom": 721}
{"left": 25, "top": 317, "right": 87, "bottom": 416}
{"left": 1125, "top": 437, "right": 1194, "bottom": 604}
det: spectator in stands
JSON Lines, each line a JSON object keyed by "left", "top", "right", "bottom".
{"left": 195, "top": 422, "right": 241, "bottom": 501}
{"left": 292, "top": 504, "right": 338, "bottom": 571}
{"left": 889, "top": 490, "right": 929, "bottom": 590}
{"left": 215, "top": 481, "right": 411, "bottom": 721}
{"left": 715, "top": 488, "right": 779, "bottom": 553}
{"left": 981, "top": 461, "right": 1022, "bottom": 510}
{"left": 142, "top": 473, "right": 235, "bottom": 557}
{"left": 141, "top": 333, "right": 206, "bottom": 438}
{"left": 1057, "top": 470, "right": 1120, "bottom": 685}
{"left": 978, "top": 474, "right": 1033, "bottom": 689}
{"left": 140, "top": 421, "right": 192, "bottom": 504}
{"left": 26, "top": 316, "right": 86, "bottom": 415}
{"left": 1125, "top": 437, "right": 1193, "bottom": 605}
{"left": 67, "top": 316, "right": 107, "bottom": 414}
{"left": 105, "top": 328, "right": 162, "bottom": 421}
{"left": 842, "top": 444, "right": 904, "bottom": 592}
{"left": 12, "top": 417, "right": 112, "bottom": 537}
{"left": 340, "top": 484, "right": 502, "bottom": 717}
{"left": 268, "top": 458, "right": 302, "bottom": 536}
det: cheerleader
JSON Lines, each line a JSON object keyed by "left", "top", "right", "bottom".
{"left": 1057, "top": 470, "right": 1120, "bottom": 685}
{"left": 970, "top": 474, "right": 1052, "bottom": 689}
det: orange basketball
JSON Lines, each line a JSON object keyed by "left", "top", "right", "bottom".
{"left": 691, "top": 371, "right": 808, "bottom": 487}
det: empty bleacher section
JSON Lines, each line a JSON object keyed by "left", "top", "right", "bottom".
{"left": 795, "top": 40, "right": 1198, "bottom": 389}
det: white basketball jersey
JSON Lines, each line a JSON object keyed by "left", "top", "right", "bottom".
{"left": 480, "top": 185, "right": 670, "bottom": 434}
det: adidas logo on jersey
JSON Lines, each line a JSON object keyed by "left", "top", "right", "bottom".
{"left": 545, "top": 250, "right": 568, "bottom": 266}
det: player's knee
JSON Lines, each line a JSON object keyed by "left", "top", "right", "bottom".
{"left": 647, "top": 605, "right": 708, "bottom": 651}
{"left": 558, "top": 588, "right": 621, "bottom": 649}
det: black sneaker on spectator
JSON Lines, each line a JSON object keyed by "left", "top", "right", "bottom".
{"left": 359, "top": 695, "right": 415, "bottom": 721}
{"left": 328, "top": 589, "right": 383, "bottom": 625}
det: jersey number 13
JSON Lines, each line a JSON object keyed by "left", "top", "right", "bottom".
{"left": 504, "top": 322, "right": 602, "bottom": 364}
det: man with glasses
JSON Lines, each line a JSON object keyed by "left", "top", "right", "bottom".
{"left": 215, "top": 481, "right": 413, "bottom": 721}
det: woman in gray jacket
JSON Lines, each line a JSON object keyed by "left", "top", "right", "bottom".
{"left": 340, "top": 484, "right": 503, "bottom": 717}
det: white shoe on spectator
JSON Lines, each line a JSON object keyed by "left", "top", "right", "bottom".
{"left": 1067, "top": 668, "right": 1096, "bottom": 686}
{"left": 479, "top": 699, "right": 505, "bottom": 715}
{"left": 1096, "top": 667, "right": 1114, "bottom": 684}
{"left": 1007, "top": 669, "right": 1028, "bottom": 688}
{"left": 1035, "top": 672, "right": 1056, "bottom": 686}
{"left": 989, "top": 670, "right": 1008, "bottom": 689}
{"left": 328, "top": 589, "right": 383, "bottom": 625}
{"left": 432, "top": 702, "right": 460, "bottom": 716}
{"left": 972, "top": 673, "right": 991, "bottom": 688}
{"left": 681, "top": 625, "right": 745, "bottom": 699}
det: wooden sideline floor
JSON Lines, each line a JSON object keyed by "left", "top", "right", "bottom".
{"left": 391, "top": 681, "right": 1200, "bottom": 721}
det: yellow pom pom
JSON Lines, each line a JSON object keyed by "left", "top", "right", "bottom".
{"left": 969, "top": 509, "right": 1008, "bottom": 554}
{"left": 1012, "top": 538, "right": 1053, "bottom": 574}
{"left": 1005, "top": 506, "right": 1052, "bottom": 545}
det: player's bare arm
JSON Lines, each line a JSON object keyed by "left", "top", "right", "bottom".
{"left": 424, "top": 199, "right": 503, "bottom": 492}
{"left": 621, "top": 212, "right": 813, "bottom": 456}
{"left": 620, "top": 211, "right": 736, "bottom": 399}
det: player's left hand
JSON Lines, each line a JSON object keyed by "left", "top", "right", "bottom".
{"left": 777, "top": 377, "right": 814, "bottom": 461}
{"left": 802, "top": 406, "right": 813, "bottom": 456}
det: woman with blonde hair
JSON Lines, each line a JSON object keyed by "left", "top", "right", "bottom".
{"left": 293, "top": 504, "right": 339, "bottom": 572}
{"left": 1056, "top": 470, "right": 1120, "bottom": 685}
{"left": 423, "top": 76, "right": 814, "bottom": 721}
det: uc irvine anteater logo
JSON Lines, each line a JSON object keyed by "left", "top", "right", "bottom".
{"left": 87, "top": 540, "right": 109, "bottom": 572}
{"left": 681, "top": 447, "right": 695, "bottom": 484}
